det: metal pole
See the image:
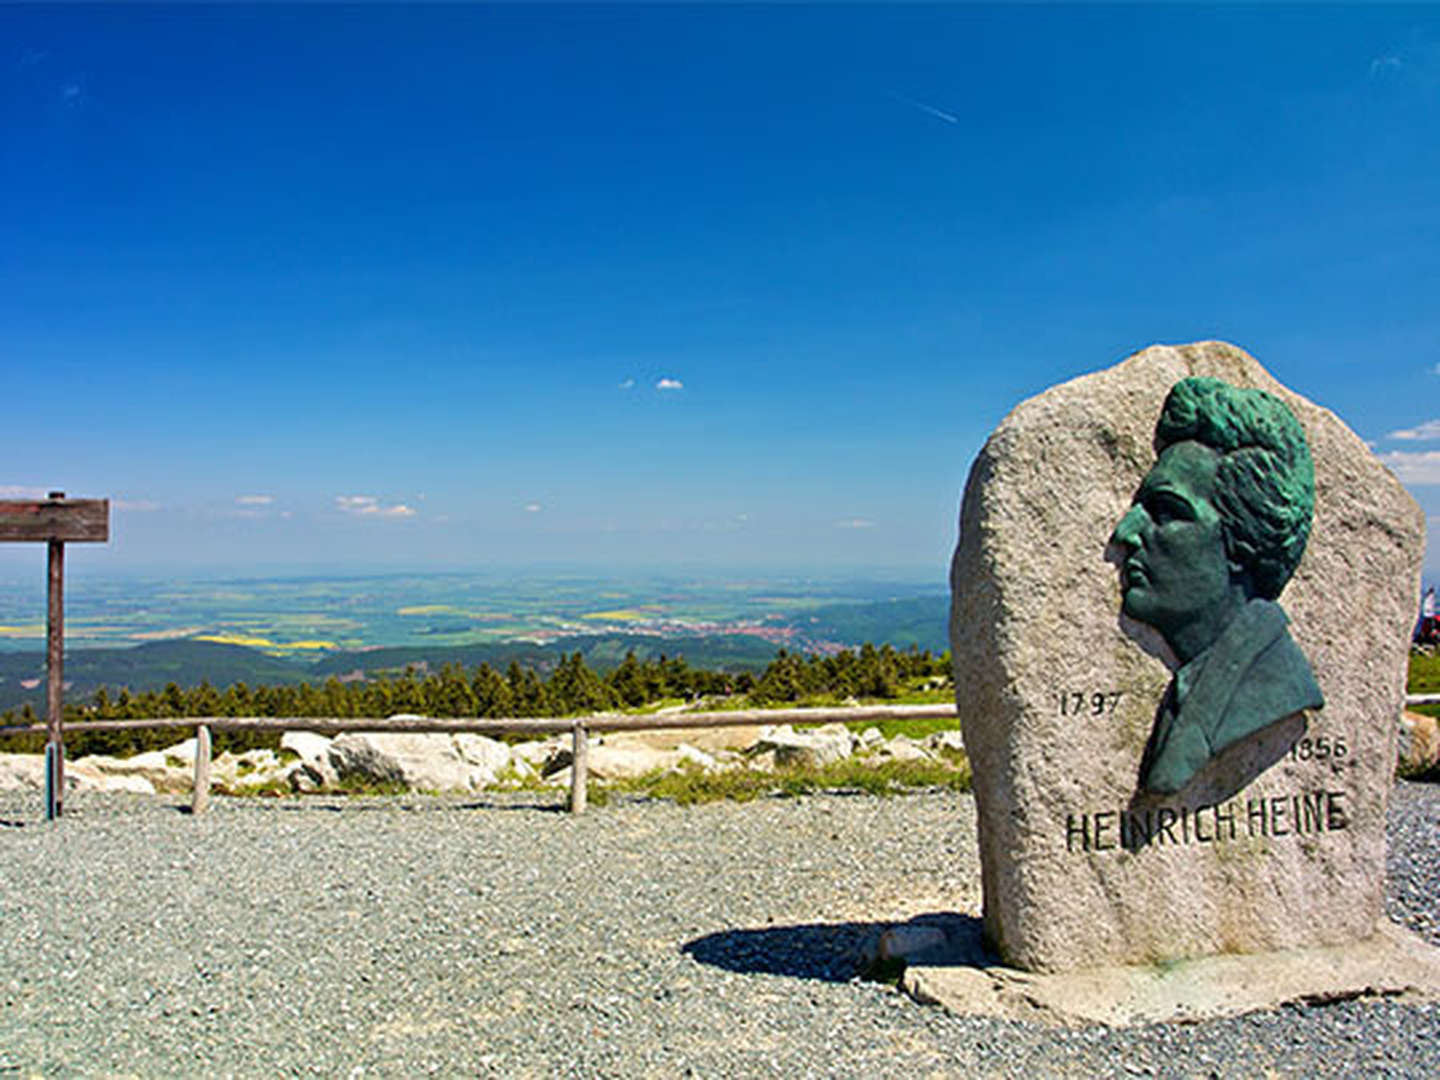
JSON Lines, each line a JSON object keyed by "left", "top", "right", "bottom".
{"left": 45, "top": 492, "right": 65, "bottom": 820}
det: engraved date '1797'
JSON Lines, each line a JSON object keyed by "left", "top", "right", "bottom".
{"left": 1057, "top": 690, "right": 1123, "bottom": 716}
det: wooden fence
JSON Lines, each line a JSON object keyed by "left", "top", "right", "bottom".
{"left": 5, "top": 695, "right": 1436, "bottom": 817}
{"left": 0, "top": 703, "right": 960, "bottom": 816}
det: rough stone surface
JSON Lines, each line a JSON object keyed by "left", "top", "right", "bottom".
{"left": 872, "top": 735, "right": 934, "bottom": 763}
{"left": 63, "top": 761, "right": 157, "bottom": 795}
{"left": 69, "top": 750, "right": 187, "bottom": 793}
{"left": 602, "top": 724, "right": 765, "bottom": 754}
{"left": 584, "top": 743, "right": 688, "bottom": 781}
{"left": 280, "top": 731, "right": 340, "bottom": 788}
{"left": 329, "top": 732, "right": 479, "bottom": 792}
{"left": 902, "top": 921, "right": 1440, "bottom": 1028}
{"left": 0, "top": 753, "right": 158, "bottom": 795}
{"left": 511, "top": 736, "right": 567, "bottom": 772}
{"left": 753, "top": 723, "right": 855, "bottom": 768}
{"left": 925, "top": 730, "right": 968, "bottom": 757}
{"left": 452, "top": 733, "right": 512, "bottom": 785}
{"left": 950, "top": 341, "right": 1425, "bottom": 972}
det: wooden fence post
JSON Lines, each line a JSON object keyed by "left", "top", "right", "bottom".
{"left": 569, "top": 719, "right": 588, "bottom": 815}
{"left": 46, "top": 517, "right": 64, "bottom": 819}
{"left": 192, "top": 724, "right": 212, "bottom": 815}
{"left": 0, "top": 492, "right": 109, "bottom": 822}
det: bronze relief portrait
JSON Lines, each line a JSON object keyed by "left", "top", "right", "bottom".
{"left": 1109, "top": 377, "right": 1324, "bottom": 795}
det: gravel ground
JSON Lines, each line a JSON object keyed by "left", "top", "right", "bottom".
{"left": 1, "top": 781, "right": 1437, "bottom": 1078}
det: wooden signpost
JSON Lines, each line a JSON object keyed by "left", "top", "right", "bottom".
{"left": 0, "top": 493, "right": 109, "bottom": 819}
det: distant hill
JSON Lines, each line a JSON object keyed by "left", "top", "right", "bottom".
{"left": 0, "top": 640, "right": 310, "bottom": 712}
{"left": 794, "top": 595, "right": 948, "bottom": 653}
{"left": 0, "top": 594, "right": 950, "bottom": 713}
{"left": 310, "top": 633, "right": 784, "bottom": 679}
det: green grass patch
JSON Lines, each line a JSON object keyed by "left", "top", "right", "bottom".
{"left": 1410, "top": 651, "right": 1440, "bottom": 694}
{"left": 601, "top": 756, "right": 970, "bottom": 807}
{"left": 847, "top": 716, "right": 960, "bottom": 741}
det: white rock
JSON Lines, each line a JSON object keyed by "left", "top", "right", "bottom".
{"left": 746, "top": 749, "right": 778, "bottom": 773}
{"left": 328, "top": 732, "right": 475, "bottom": 792}
{"left": 512, "top": 737, "right": 566, "bottom": 769}
{"left": 280, "top": 731, "right": 338, "bottom": 785}
{"left": 874, "top": 736, "right": 933, "bottom": 764}
{"left": 506, "top": 757, "right": 537, "bottom": 782}
{"left": 285, "top": 761, "right": 324, "bottom": 794}
{"left": 674, "top": 744, "right": 719, "bottom": 772}
{"left": 951, "top": 341, "right": 1423, "bottom": 972}
{"left": 585, "top": 744, "right": 684, "bottom": 781}
{"left": 857, "top": 727, "right": 885, "bottom": 750}
{"left": 71, "top": 751, "right": 188, "bottom": 793}
{"left": 212, "top": 749, "right": 287, "bottom": 790}
{"left": 751, "top": 723, "right": 854, "bottom": 769}
{"left": 925, "top": 730, "right": 967, "bottom": 757}
{"left": 0, "top": 753, "right": 155, "bottom": 795}
{"left": 453, "top": 734, "right": 511, "bottom": 785}
{"left": 1398, "top": 711, "right": 1440, "bottom": 773}
{"left": 158, "top": 738, "right": 198, "bottom": 766}
{"left": 602, "top": 726, "right": 765, "bottom": 754}
{"left": 66, "top": 761, "right": 156, "bottom": 795}
{"left": 0, "top": 754, "right": 43, "bottom": 791}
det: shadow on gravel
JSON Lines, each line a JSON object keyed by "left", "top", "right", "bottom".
{"left": 684, "top": 913, "right": 989, "bottom": 983}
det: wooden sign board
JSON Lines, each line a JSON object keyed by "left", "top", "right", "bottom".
{"left": 0, "top": 499, "right": 109, "bottom": 543}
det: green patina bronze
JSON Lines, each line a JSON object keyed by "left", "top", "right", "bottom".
{"left": 1109, "top": 377, "right": 1324, "bottom": 794}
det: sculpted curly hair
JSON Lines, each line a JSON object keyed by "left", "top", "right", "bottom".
{"left": 1153, "top": 377, "right": 1315, "bottom": 600}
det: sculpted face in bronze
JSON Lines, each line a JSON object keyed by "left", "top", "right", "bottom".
{"left": 1110, "top": 377, "right": 1324, "bottom": 795}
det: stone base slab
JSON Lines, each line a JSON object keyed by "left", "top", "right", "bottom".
{"left": 900, "top": 920, "right": 1440, "bottom": 1027}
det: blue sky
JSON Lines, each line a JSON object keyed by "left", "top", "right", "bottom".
{"left": 2, "top": 4, "right": 1438, "bottom": 586}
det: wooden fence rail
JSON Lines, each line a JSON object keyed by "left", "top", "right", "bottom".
{"left": 0, "top": 703, "right": 959, "bottom": 817}
{"left": 4, "top": 696, "right": 1435, "bottom": 818}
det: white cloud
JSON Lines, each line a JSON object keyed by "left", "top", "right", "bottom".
{"left": 835, "top": 518, "right": 876, "bottom": 529}
{"left": 113, "top": 499, "right": 160, "bottom": 512}
{"left": 235, "top": 494, "right": 274, "bottom": 506}
{"left": 1376, "top": 450, "right": 1440, "bottom": 485}
{"left": 335, "top": 495, "right": 416, "bottom": 518}
{"left": 523, "top": 502, "right": 543, "bottom": 513}
{"left": 1387, "top": 419, "right": 1440, "bottom": 442}
{"left": 618, "top": 378, "right": 635, "bottom": 390}
{"left": 1433, "top": 362, "right": 1440, "bottom": 376}
{"left": 1370, "top": 55, "right": 1404, "bottom": 76}
{"left": 656, "top": 378, "right": 684, "bottom": 391}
